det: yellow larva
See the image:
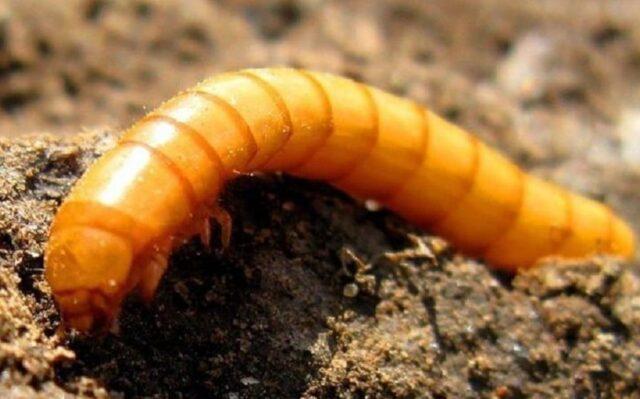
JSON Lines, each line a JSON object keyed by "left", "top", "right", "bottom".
{"left": 44, "top": 68, "right": 636, "bottom": 332}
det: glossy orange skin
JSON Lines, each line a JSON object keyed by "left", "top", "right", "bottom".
{"left": 44, "top": 68, "right": 636, "bottom": 332}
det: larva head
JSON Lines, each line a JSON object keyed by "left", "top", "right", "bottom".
{"left": 45, "top": 226, "right": 134, "bottom": 332}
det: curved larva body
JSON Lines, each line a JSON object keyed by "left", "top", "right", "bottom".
{"left": 44, "top": 68, "right": 635, "bottom": 331}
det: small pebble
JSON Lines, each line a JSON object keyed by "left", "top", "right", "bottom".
{"left": 343, "top": 283, "right": 359, "bottom": 298}
{"left": 241, "top": 376, "right": 260, "bottom": 386}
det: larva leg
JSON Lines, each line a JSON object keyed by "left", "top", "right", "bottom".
{"left": 199, "top": 217, "right": 212, "bottom": 249}
{"left": 196, "top": 205, "right": 233, "bottom": 250}
{"left": 210, "top": 205, "right": 232, "bottom": 249}
{"left": 137, "top": 206, "right": 231, "bottom": 304}
{"left": 138, "top": 241, "right": 172, "bottom": 302}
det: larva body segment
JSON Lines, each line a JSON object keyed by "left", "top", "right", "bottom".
{"left": 252, "top": 70, "right": 333, "bottom": 172}
{"left": 384, "top": 112, "right": 480, "bottom": 223}
{"left": 44, "top": 68, "right": 636, "bottom": 332}
{"left": 332, "top": 88, "right": 427, "bottom": 200}
{"left": 288, "top": 72, "right": 379, "bottom": 181}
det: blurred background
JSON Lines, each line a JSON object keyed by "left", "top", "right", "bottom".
{"left": 0, "top": 0, "right": 638, "bottom": 234}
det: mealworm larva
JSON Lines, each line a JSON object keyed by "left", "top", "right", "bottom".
{"left": 44, "top": 68, "right": 636, "bottom": 332}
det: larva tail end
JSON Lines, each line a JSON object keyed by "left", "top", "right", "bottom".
{"left": 612, "top": 217, "right": 636, "bottom": 260}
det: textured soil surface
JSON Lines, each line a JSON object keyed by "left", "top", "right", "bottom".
{"left": 1, "top": 1, "right": 640, "bottom": 398}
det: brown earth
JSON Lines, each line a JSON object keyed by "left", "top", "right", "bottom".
{"left": 0, "top": 1, "right": 639, "bottom": 398}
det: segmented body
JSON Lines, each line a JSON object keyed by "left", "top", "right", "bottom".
{"left": 44, "top": 68, "right": 636, "bottom": 332}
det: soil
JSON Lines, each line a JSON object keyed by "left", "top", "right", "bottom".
{"left": 0, "top": 1, "right": 639, "bottom": 398}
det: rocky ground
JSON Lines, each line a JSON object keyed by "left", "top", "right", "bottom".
{"left": 0, "top": 1, "right": 639, "bottom": 398}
